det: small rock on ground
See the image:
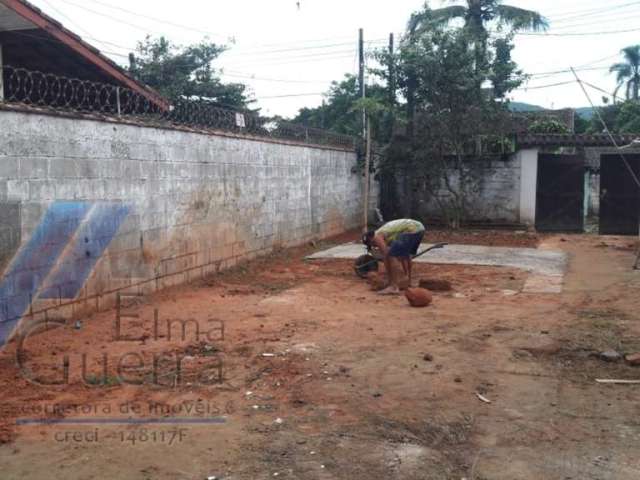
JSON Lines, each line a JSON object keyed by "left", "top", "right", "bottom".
{"left": 625, "top": 353, "right": 640, "bottom": 366}
{"left": 599, "top": 350, "right": 623, "bottom": 363}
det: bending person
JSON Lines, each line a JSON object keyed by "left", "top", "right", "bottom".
{"left": 363, "top": 218, "right": 426, "bottom": 295}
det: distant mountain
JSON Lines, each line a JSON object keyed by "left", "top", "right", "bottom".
{"left": 575, "top": 107, "right": 595, "bottom": 120}
{"left": 509, "top": 102, "right": 595, "bottom": 120}
{"left": 509, "top": 102, "right": 545, "bottom": 112}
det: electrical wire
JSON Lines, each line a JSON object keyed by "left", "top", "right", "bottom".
{"left": 528, "top": 66, "right": 609, "bottom": 78}
{"left": 221, "top": 71, "right": 335, "bottom": 84}
{"left": 550, "top": 1, "right": 640, "bottom": 24}
{"left": 58, "top": 0, "right": 390, "bottom": 58}
{"left": 581, "top": 81, "right": 625, "bottom": 104}
{"left": 571, "top": 67, "right": 640, "bottom": 189}
{"left": 515, "top": 80, "right": 576, "bottom": 91}
{"left": 62, "top": 0, "right": 231, "bottom": 39}
{"left": 542, "top": 0, "right": 638, "bottom": 19}
{"left": 550, "top": 13, "right": 640, "bottom": 32}
{"left": 45, "top": 0, "right": 389, "bottom": 71}
{"left": 260, "top": 93, "right": 325, "bottom": 99}
{"left": 223, "top": 53, "right": 361, "bottom": 69}
{"left": 517, "top": 27, "right": 640, "bottom": 37}
{"left": 6, "top": 29, "right": 131, "bottom": 60}
{"left": 223, "top": 39, "right": 387, "bottom": 58}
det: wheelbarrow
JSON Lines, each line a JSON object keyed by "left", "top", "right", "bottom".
{"left": 354, "top": 242, "right": 447, "bottom": 278}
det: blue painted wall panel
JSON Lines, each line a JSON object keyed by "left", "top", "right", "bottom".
{"left": 0, "top": 201, "right": 91, "bottom": 344}
{"left": 39, "top": 203, "right": 130, "bottom": 300}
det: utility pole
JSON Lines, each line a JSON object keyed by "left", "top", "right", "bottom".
{"left": 359, "top": 28, "right": 370, "bottom": 231}
{"left": 387, "top": 33, "right": 395, "bottom": 140}
{"left": 406, "top": 25, "right": 418, "bottom": 143}
{"left": 363, "top": 118, "right": 372, "bottom": 231}
{"left": 358, "top": 28, "right": 366, "bottom": 142}
{"left": 0, "top": 44, "right": 4, "bottom": 101}
{"left": 388, "top": 33, "right": 395, "bottom": 106}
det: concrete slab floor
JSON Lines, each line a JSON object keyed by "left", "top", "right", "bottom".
{"left": 307, "top": 243, "right": 569, "bottom": 293}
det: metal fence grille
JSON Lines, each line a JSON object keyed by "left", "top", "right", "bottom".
{"left": 0, "top": 65, "right": 355, "bottom": 150}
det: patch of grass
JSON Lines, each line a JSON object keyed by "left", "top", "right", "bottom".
{"left": 574, "top": 308, "right": 631, "bottom": 352}
{"left": 84, "top": 374, "right": 121, "bottom": 386}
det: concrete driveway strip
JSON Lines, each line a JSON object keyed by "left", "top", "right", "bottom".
{"left": 307, "top": 243, "right": 569, "bottom": 293}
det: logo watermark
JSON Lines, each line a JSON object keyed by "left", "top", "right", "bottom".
{"left": 15, "top": 299, "right": 226, "bottom": 388}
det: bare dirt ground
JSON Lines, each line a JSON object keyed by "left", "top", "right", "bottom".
{"left": 0, "top": 231, "right": 639, "bottom": 480}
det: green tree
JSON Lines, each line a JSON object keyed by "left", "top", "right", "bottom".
{"left": 584, "top": 102, "right": 640, "bottom": 134}
{"left": 128, "top": 36, "right": 252, "bottom": 109}
{"left": 293, "top": 74, "right": 389, "bottom": 138}
{"left": 616, "top": 101, "right": 640, "bottom": 133}
{"left": 574, "top": 114, "right": 589, "bottom": 134}
{"left": 385, "top": 26, "right": 522, "bottom": 227}
{"left": 610, "top": 45, "right": 640, "bottom": 102}
{"left": 402, "top": 2, "right": 541, "bottom": 137}
{"left": 528, "top": 119, "right": 570, "bottom": 134}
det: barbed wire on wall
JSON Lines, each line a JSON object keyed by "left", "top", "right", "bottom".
{"left": 0, "top": 65, "right": 355, "bottom": 150}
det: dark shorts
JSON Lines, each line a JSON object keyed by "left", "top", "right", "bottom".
{"left": 388, "top": 231, "right": 425, "bottom": 258}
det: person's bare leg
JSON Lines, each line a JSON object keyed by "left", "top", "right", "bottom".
{"left": 379, "top": 257, "right": 402, "bottom": 294}
{"left": 395, "top": 257, "right": 410, "bottom": 290}
{"left": 400, "top": 258, "right": 409, "bottom": 276}
{"left": 407, "top": 258, "right": 413, "bottom": 286}
{"left": 383, "top": 256, "right": 394, "bottom": 284}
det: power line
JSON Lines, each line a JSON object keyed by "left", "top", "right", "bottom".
{"left": 542, "top": 0, "right": 640, "bottom": 20}
{"left": 221, "top": 71, "right": 335, "bottom": 84}
{"left": 571, "top": 67, "right": 640, "bottom": 190}
{"left": 260, "top": 92, "right": 325, "bottom": 99}
{"left": 223, "top": 39, "right": 387, "bottom": 58}
{"left": 517, "top": 27, "right": 640, "bottom": 37}
{"left": 581, "top": 81, "right": 625, "bottom": 103}
{"left": 58, "top": 0, "right": 390, "bottom": 57}
{"left": 550, "top": 1, "right": 640, "bottom": 24}
{"left": 528, "top": 66, "right": 609, "bottom": 78}
{"left": 77, "top": 0, "right": 393, "bottom": 52}
{"left": 515, "top": 80, "right": 576, "bottom": 91}
{"left": 550, "top": 12, "right": 640, "bottom": 32}
{"left": 47, "top": 0, "right": 388, "bottom": 65}
{"left": 56, "top": 0, "right": 180, "bottom": 36}
{"left": 40, "top": 0, "right": 104, "bottom": 45}
{"left": 6, "top": 29, "right": 131, "bottom": 60}
{"left": 577, "top": 53, "right": 622, "bottom": 68}
{"left": 66, "top": 0, "right": 232, "bottom": 39}
{"left": 223, "top": 52, "right": 365, "bottom": 69}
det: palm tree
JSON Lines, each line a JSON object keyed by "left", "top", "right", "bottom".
{"left": 409, "top": 1, "right": 547, "bottom": 76}
{"left": 411, "top": 0, "right": 548, "bottom": 37}
{"left": 404, "top": 1, "right": 546, "bottom": 143}
{"left": 610, "top": 46, "right": 640, "bottom": 102}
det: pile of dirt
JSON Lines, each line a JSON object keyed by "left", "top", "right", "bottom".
{"left": 419, "top": 278, "right": 453, "bottom": 292}
{"left": 424, "top": 229, "right": 539, "bottom": 248}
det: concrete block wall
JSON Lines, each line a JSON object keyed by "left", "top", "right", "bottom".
{"left": 393, "top": 157, "right": 522, "bottom": 224}
{"left": 0, "top": 110, "right": 371, "bottom": 341}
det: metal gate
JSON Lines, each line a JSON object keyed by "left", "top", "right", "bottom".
{"left": 599, "top": 154, "right": 640, "bottom": 235}
{"left": 536, "top": 154, "right": 585, "bottom": 232}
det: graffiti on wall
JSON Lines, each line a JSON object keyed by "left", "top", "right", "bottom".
{"left": 0, "top": 201, "right": 130, "bottom": 346}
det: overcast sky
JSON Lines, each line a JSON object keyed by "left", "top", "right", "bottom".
{"left": 26, "top": 0, "right": 640, "bottom": 117}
